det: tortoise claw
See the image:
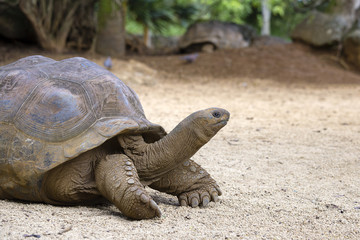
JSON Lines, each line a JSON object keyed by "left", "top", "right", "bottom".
{"left": 202, "top": 196, "right": 210, "bottom": 207}
{"left": 180, "top": 200, "right": 187, "bottom": 206}
{"left": 150, "top": 199, "right": 161, "bottom": 217}
{"left": 191, "top": 198, "right": 199, "bottom": 207}
{"left": 211, "top": 192, "right": 219, "bottom": 202}
{"left": 178, "top": 184, "right": 222, "bottom": 208}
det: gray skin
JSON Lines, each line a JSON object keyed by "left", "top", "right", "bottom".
{"left": 41, "top": 108, "right": 230, "bottom": 219}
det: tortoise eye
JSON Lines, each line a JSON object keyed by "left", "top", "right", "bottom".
{"left": 212, "top": 111, "right": 222, "bottom": 118}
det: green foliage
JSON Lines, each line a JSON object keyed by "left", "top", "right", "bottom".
{"left": 172, "top": 1, "right": 199, "bottom": 26}
{"left": 270, "top": 0, "right": 287, "bottom": 16}
{"left": 124, "top": 0, "right": 316, "bottom": 38}
{"left": 315, "top": 0, "right": 338, "bottom": 13}
{"left": 125, "top": 17, "right": 143, "bottom": 34}
{"left": 127, "top": 0, "right": 174, "bottom": 33}
{"left": 126, "top": 17, "right": 186, "bottom": 36}
{"left": 126, "top": 0, "right": 200, "bottom": 35}
{"left": 201, "top": 0, "right": 253, "bottom": 24}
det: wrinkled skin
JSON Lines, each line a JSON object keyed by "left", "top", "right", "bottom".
{"left": 41, "top": 108, "right": 229, "bottom": 219}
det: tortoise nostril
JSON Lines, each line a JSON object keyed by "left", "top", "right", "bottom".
{"left": 212, "top": 111, "right": 222, "bottom": 118}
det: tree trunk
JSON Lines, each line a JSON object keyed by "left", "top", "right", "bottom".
{"left": 67, "top": 1, "right": 97, "bottom": 51}
{"left": 143, "top": 24, "right": 152, "bottom": 48}
{"left": 18, "top": 0, "right": 81, "bottom": 53}
{"left": 261, "top": 0, "right": 271, "bottom": 35}
{"left": 95, "top": 1, "right": 125, "bottom": 57}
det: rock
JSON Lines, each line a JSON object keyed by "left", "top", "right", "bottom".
{"left": 343, "top": 29, "right": 360, "bottom": 68}
{"left": 291, "top": 11, "right": 353, "bottom": 46}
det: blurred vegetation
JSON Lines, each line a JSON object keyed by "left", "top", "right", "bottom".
{"left": 0, "top": 0, "right": 331, "bottom": 52}
{"left": 124, "top": 0, "right": 323, "bottom": 38}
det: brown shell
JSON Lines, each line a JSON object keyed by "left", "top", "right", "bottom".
{"left": 179, "top": 21, "right": 255, "bottom": 51}
{"left": 0, "top": 56, "right": 165, "bottom": 200}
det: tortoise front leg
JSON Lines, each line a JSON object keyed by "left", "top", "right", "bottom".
{"left": 149, "top": 159, "right": 222, "bottom": 207}
{"left": 95, "top": 154, "right": 161, "bottom": 219}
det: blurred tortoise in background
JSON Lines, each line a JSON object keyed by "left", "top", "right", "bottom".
{"left": 179, "top": 20, "right": 257, "bottom": 53}
{"left": 0, "top": 56, "right": 229, "bottom": 220}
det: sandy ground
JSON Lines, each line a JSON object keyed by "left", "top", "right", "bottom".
{"left": 0, "top": 43, "right": 360, "bottom": 239}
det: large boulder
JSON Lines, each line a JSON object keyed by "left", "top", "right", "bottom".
{"left": 291, "top": 11, "right": 353, "bottom": 46}
{"left": 343, "top": 29, "right": 360, "bottom": 68}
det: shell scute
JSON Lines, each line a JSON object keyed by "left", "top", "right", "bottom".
{"left": 14, "top": 79, "right": 96, "bottom": 143}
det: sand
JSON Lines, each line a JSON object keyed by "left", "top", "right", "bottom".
{"left": 0, "top": 43, "right": 360, "bottom": 239}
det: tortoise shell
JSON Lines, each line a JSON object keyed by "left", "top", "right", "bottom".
{"left": 179, "top": 20, "right": 257, "bottom": 52}
{"left": 0, "top": 56, "right": 165, "bottom": 200}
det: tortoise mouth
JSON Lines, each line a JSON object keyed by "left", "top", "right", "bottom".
{"left": 213, "top": 119, "right": 228, "bottom": 128}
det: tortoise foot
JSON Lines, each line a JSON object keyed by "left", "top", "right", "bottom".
{"left": 123, "top": 184, "right": 161, "bottom": 219}
{"left": 178, "top": 184, "right": 222, "bottom": 208}
{"left": 96, "top": 154, "right": 161, "bottom": 220}
{"left": 149, "top": 158, "right": 223, "bottom": 208}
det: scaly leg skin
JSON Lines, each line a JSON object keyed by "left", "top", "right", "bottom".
{"left": 95, "top": 154, "right": 161, "bottom": 219}
{"left": 149, "top": 159, "right": 222, "bottom": 207}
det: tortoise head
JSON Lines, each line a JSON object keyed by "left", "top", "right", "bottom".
{"left": 186, "top": 108, "right": 230, "bottom": 143}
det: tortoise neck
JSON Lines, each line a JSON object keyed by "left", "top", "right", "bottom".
{"left": 143, "top": 122, "right": 204, "bottom": 180}
{"left": 119, "top": 119, "right": 207, "bottom": 182}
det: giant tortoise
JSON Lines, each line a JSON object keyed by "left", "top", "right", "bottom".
{"left": 0, "top": 56, "right": 229, "bottom": 219}
{"left": 179, "top": 20, "right": 257, "bottom": 53}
